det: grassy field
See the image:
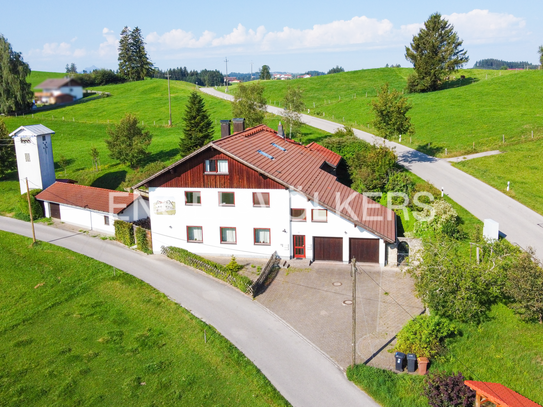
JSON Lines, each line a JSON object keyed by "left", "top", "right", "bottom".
{"left": 221, "top": 68, "right": 543, "bottom": 157}
{"left": 0, "top": 72, "right": 327, "bottom": 215}
{"left": 0, "top": 230, "right": 289, "bottom": 406}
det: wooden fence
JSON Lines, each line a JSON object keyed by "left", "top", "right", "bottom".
{"left": 249, "top": 251, "right": 280, "bottom": 297}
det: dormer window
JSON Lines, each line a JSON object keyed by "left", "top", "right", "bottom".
{"left": 205, "top": 159, "right": 228, "bottom": 174}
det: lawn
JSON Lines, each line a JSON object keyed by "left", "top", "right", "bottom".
{"left": 0, "top": 230, "right": 289, "bottom": 406}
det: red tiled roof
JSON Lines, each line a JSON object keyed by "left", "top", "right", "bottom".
{"left": 34, "top": 78, "right": 82, "bottom": 89}
{"left": 464, "top": 381, "right": 541, "bottom": 407}
{"left": 35, "top": 182, "right": 138, "bottom": 214}
{"left": 212, "top": 125, "right": 395, "bottom": 242}
{"left": 306, "top": 142, "right": 342, "bottom": 167}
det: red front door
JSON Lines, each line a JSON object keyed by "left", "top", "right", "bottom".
{"left": 293, "top": 235, "right": 305, "bottom": 258}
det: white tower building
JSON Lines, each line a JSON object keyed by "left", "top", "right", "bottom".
{"left": 10, "top": 125, "right": 56, "bottom": 195}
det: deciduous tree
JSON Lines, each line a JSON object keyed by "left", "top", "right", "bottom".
{"left": 105, "top": 113, "right": 152, "bottom": 168}
{"left": 0, "top": 119, "right": 16, "bottom": 178}
{"left": 405, "top": 13, "right": 469, "bottom": 92}
{"left": 232, "top": 82, "right": 267, "bottom": 127}
{"left": 0, "top": 35, "right": 33, "bottom": 115}
{"left": 539, "top": 45, "right": 543, "bottom": 66}
{"left": 282, "top": 85, "right": 304, "bottom": 138}
{"left": 259, "top": 65, "right": 271, "bottom": 80}
{"left": 179, "top": 91, "right": 213, "bottom": 156}
{"left": 371, "top": 83, "right": 414, "bottom": 140}
{"left": 327, "top": 66, "right": 345, "bottom": 74}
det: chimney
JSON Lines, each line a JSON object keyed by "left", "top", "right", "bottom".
{"left": 233, "top": 118, "right": 245, "bottom": 133}
{"left": 220, "top": 120, "right": 231, "bottom": 138}
{"left": 278, "top": 122, "right": 285, "bottom": 138}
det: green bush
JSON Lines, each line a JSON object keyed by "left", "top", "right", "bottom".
{"left": 224, "top": 256, "right": 243, "bottom": 273}
{"left": 162, "top": 247, "right": 253, "bottom": 294}
{"left": 17, "top": 189, "right": 43, "bottom": 220}
{"left": 394, "top": 315, "right": 457, "bottom": 358}
{"left": 114, "top": 220, "right": 134, "bottom": 246}
{"left": 135, "top": 226, "right": 151, "bottom": 254}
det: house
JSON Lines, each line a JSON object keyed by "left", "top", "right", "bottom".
{"left": 134, "top": 121, "right": 396, "bottom": 265}
{"left": 36, "top": 182, "right": 149, "bottom": 235}
{"left": 273, "top": 74, "right": 293, "bottom": 80}
{"left": 34, "top": 78, "right": 83, "bottom": 104}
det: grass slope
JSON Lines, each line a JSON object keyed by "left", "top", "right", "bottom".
{"left": 223, "top": 68, "right": 543, "bottom": 156}
{"left": 0, "top": 230, "right": 289, "bottom": 406}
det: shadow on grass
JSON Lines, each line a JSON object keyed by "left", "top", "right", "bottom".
{"left": 0, "top": 170, "right": 18, "bottom": 182}
{"left": 145, "top": 148, "right": 180, "bottom": 165}
{"left": 441, "top": 76, "right": 479, "bottom": 90}
{"left": 416, "top": 143, "right": 444, "bottom": 157}
{"left": 91, "top": 170, "right": 127, "bottom": 190}
{"left": 54, "top": 158, "right": 76, "bottom": 170}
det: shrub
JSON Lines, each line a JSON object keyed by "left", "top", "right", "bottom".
{"left": 414, "top": 200, "right": 463, "bottom": 238}
{"left": 18, "top": 189, "right": 43, "bottom": 220}
{"left": 394, "top": 315, "right": 457, "bottom": 357}
{"left": 114, "top": 220, "right": 134, "bottom": 246}
{"left": 224, "top": 256, "right": 243, "bottom": 273}
{"left": 135, "top": 226, "right": 151, "bottom": 254}
{"left": 424, "top": 372, "right": 475, "bottom": 407}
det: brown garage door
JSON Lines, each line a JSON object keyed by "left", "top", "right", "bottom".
{"left": 50, "top": 203, "right": 60, "bottom": 219}
{"left": 349, "top": 238, "right": 379, "bottom": 263}
{"left": 313, "top": 237, "right": 343, "bottom": 261}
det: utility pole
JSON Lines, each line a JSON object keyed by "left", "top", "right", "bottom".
{"left": 26, "top": 178, "right": 36, "bottom": 245}
{"left": 166, "top": 72, "right": 172, "bottom": 127}
{"left": 224, "top": 57, "right": 229, "bottom": 92}
{"left": 351, "top": 258, "right": 357, "bottom": 367}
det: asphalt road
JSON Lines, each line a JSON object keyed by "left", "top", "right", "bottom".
{"left": 0, "top": 217, "right": 378, "bottom": 407}
{"left": 201, "top": 87, "right": 543, "bottom": 259}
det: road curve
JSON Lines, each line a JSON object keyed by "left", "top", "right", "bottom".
{"left": 0, "top": 217, "right": 378, "bottom": 407}
{"left": 201, "top": 87, "right": 543, "bottom": 259}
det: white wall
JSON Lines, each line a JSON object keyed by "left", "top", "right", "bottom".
{"left": 59, "top": 86, "right": 83, "bottom": 100}
{"left": 59, "top": 205, "right": 116, "bottom": 234}
{"left": 149, "top": 187, "right": 291, "bottom": 258}
{"left": 117, "top": 196, "right": 150, "bottom": 222}
{"left": 289, "top": 191, "right": 385, "bottom": 265}
{"left": 13, "top": 133, "right": 55, "bottom": 194}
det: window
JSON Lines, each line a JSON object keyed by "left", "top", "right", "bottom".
{"left": 219, "top": 192, "right": 235, "bottom": 206}
{"left": 205, "top": 159, "right": 228, "bottom": 173}
{"left": 253, "top": 192, "right": 270, "bottom": 207}
{"left": 25, "top": 153, "right": 31, "bottom": 162}
{"left": 271, "top": 142, "right": 286, "bottom": 152}
{"left": 185, "top": 191, "right": 201, "bottom": 205}
{"left": 104, "top": 216, "right": 110, "bottom": 225}
{"left": 291, "top": 208, "right": 306, "bottom": 222}
{"left": 187, "top": 226, "right": 203, "bottom": 242}
{"left": 312, "top": 209, "right": 328, "bottom": 222}
{"left": 257, "top": 150, "right": 274, "bottom": 160}
{"left": 254, "top": 228, "right": 271, "bottom": 245}
{"left": 220, "top": 227, "right": 236, "bottom": 244}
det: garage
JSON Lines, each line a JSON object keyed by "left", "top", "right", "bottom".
{"left": 349, "top": 238, "right": 379, "bottom": 263}
{"left": 313, "top": 237, "right": 343, "bottom": 261}
{"left": 50, "top": 203, "right": 60, "bottom": 219}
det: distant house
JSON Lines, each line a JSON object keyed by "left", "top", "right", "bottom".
{"left": 34, "top": 78, "right": 83, "bottom": 105}
{"left": 273, "top": 74, "right": 292, "bottom": 80}
{"left": 225, "top": 77, "right": 241, "bottom": 84}
{"left": 297, "top": 74, "right": 311, "bottom": 79}
{"left": 36, "top": 182, "right": 149, "bottom": 235}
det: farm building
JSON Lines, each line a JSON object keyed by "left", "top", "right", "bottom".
{"left": 134, "top": 121, "right": 397, "bottom": 265}
{"left": 34, "top": 78, "right": 83, "bottom": 104}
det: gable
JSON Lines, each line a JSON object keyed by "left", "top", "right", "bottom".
{"left": 147, "top": 147, "right": 285, "bottom": 190}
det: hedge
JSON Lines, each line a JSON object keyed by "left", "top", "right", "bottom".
{"left": 162, "top": 246, "right": 253, "bottom": 294}
{"left": 114, "top": 220, "right": 134, "bottom": 246}
{"left": 135, "top": 226, "right": 151, "bottom": 254}
{"left": 18, "top": 189, "right": 43, "bottom": 220}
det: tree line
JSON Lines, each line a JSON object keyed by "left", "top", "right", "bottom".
{"left": 153, "top": 67, "right": 224, "bottom": 87}
{"left": 473, "top": 59, "right": 539, "bottom": 70}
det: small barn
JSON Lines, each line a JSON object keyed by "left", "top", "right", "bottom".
{"left": 36, "top": 182, "right": 149, "bottom": 235}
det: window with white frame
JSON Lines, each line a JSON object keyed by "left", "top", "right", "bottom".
{"left": 220, "top": 227, "right": 236, "bottom": 244}
{"left": 205, "top": 159, "right": 228, "bottom": 173}
{"left": 291, "top": 208, "right": 306, "bottom": 222}
{"left": 312, "top": 209, "right": 328, "bottom": 222}
{"left": 253, "top": 192, "right": 270, "bottom": 207}
{"left": 104, "top": 215, "right": 110, "bottom": 225}
{"left": 219, "top": 192, "right": 235, "bottom": 206}
{"left": 187, "top": 226, "right": 203, "bottom": 242}
{"left": 185, "top": 191, "right": 201, "bottom": 205}
{"left": 254, "top": 228, "right": 270, "bottom": 245}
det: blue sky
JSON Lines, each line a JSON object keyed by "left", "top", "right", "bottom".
{"left": 2, "top": 0, "right": 541, "bottom": 73}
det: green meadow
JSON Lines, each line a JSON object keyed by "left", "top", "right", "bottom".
{"left": 0, "top": 231, "right": 289, "bottom": 406}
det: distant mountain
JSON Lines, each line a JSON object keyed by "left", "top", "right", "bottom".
{"left": 82, "top": 65, "right": 98, "bottom": 73}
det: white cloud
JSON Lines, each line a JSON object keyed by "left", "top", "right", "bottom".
{"left": 211, "top": 24, "right": 266, "bottom": 46}
{"left": 29, "top": 42, "right": 75, "bottom": 57}
{"left": 444, "top": 10, "right": 526, "bottom": 44}
{"left": 146, "top": 28, "right": 215, "bottom": 49}
{"left": 98, "top": 27, "right": 118, "bottom": 57}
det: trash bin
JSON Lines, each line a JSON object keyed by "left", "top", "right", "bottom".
{"left": 407, "top": 353, "right": 417, "bottom": 372}
{"left": 418, "top": 357, "right": 429, "bottom": 375}
{"left": 395, "top": 352, "right": 406, "bottom": 372}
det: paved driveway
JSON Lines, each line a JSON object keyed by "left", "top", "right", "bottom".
{"left": 257, "top": 262, "right": 424, "bottom": 370}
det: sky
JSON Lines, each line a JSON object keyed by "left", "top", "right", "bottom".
{"left": 1, "top": 0, "right": 541, "bottom": 74}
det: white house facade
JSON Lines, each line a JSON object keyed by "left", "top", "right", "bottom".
{"left": 135, "top": 123, "right": 397, "bottom": 265}
{"left": 34, "top": 78, "right": 83, "bottom": 104}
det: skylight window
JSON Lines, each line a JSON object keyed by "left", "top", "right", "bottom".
{"left": 271, "top": 143, "right": 286, "bottom": 152}
{"left": 257, "top": 150, "right": 274, "bottom": 160}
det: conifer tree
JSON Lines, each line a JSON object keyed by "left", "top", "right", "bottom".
{"left": 259, "top": 65, "right": 271, "bottom": 80}
{"left": 405, "top": 13, "right": 468, "bottom": 92}
{"left": 118, "top": 26, "right": 153, "bottom": 81}
{"left": 179, "top": 91, "right": 213, "bottom": 156}
{"left": 0, "top": 35, "right": 33, "bottom": 115}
